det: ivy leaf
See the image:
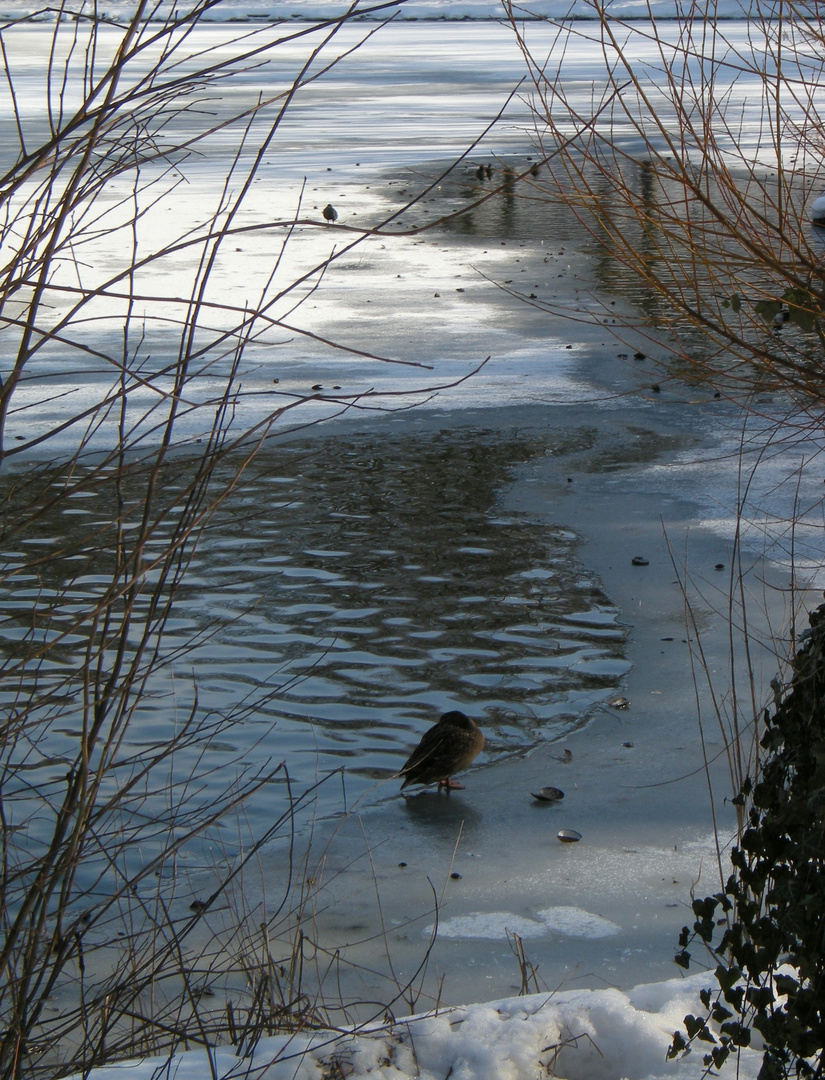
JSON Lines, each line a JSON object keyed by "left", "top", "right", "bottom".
{"left": 711, "top": 1044, "right": 731, "bottom": 1069}
{"left": 692, "top": 897, "right": 718, "bottom": 920}
{"left": 684, "top": 1014, "right": 708, "bottom": 1039}
{"left": 668, "top": 1031, "right": 688, "bottom": 1059}
{"left": 774, "top": 974, "right": 799, "bottom": 996}
{"left": 715, "top": 965, "right": 742, "bottom": 993}
{"left": 782, "top": 287, "right": 816, "bottom": 332}
{"left": 712, "top": 1002, "right": 734, "bottom": 1023}
{"left": 721, "top": 1021, "right": 752, "bottom": 1048}
{"left": 755, "top": 299, "right": 782, "bottom": 324}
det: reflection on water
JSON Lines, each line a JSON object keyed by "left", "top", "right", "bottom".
{"left": 414, "top": 156, "right": 686, "bottom": 316}
{"left": 394, "top": 153, "right": 707, "bottom": 367}
{"left": 411, "top": 153, "right": 823, "bottom": 379}
{"left": 187, "top": 428, "right": 626, "bottom": 788}
{"left": 0, "top": 426, "right": 627, "bottom": 847}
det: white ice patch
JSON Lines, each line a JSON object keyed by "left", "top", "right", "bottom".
{"left": 428, "top": 905, "right": 621, "bottom": 940}
{"left": 536, "top": 905, "right": 622, "bottom": 938}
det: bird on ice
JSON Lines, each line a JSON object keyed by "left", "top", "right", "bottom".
{"left": 400, "top": 711, "right": 484, "bottom": 792}
{"left": 322, "top": 203, "right": 338, "bottom": 223}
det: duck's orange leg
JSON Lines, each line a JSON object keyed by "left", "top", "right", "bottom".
{"left": 437, "top": 778, "right": 466, "bottom": 792}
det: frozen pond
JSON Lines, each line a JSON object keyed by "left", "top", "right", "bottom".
{"left": 2, "top": 18, "right": 822, "bottom": 452}
{"left": 2, "top": 16, "right": 825, "bottom": 1071}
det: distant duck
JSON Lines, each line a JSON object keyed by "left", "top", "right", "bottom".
{"left": 812, "top": 193, "right": 825, "bottom": 225}
{"left": 323, "top": 203, "right": 338, "bottom": 223}
{"left": 475, "top": 164, "right": 486, "bottom": 180}
{"left": 400, "top": 710, "right": 484, "bottom": 792}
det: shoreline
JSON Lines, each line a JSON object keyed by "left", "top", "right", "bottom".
{"left": 262, "top": 386, "right": 802, "bottom": 1011}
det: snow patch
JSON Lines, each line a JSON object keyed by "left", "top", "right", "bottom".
{"left": 65, "top": 973, "right": 760, "bottom": 1080}
{"left": 428, "top": 905, "right": 621, "bottom": 939}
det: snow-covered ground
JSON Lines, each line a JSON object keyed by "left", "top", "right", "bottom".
{"left": 65, "top": 972, "right": 761, "bottom": 1080}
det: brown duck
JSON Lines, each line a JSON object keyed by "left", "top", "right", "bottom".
{"left": 400, "top": 711, "right": 484, "bottom": 792}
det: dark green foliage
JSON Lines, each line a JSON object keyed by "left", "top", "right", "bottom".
{"left": 754, "top": 287, "right": 820, "bottom": 334}
{"left": 669, "top": 603, "right": 825, "bottom": 1079}
{"left": 721, "top": 293, "right": 742, "bottom": 313}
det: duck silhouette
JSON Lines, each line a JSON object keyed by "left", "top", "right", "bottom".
{"left": 400, "top": 710, "right": 484, "bottom": 792}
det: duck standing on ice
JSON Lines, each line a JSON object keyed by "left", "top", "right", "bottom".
{"left": 400, "top": 711, "right": 484, "bottom": 792}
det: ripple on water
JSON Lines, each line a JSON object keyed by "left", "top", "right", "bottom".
{"left": 177, "top": 429, "right": 628, "bottom": 790}
{"left": 0, "top": 427, "right": 628, "bottom": 852}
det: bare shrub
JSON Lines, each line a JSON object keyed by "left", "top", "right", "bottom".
{"left": 505, "top": 5, "right": 825, "bottom": 1077}
{"left": 506, "top": 0, "right": 825, "bottom": 407}
{"left": 0, "top": 2, "right": 480, "bottom": 1074}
